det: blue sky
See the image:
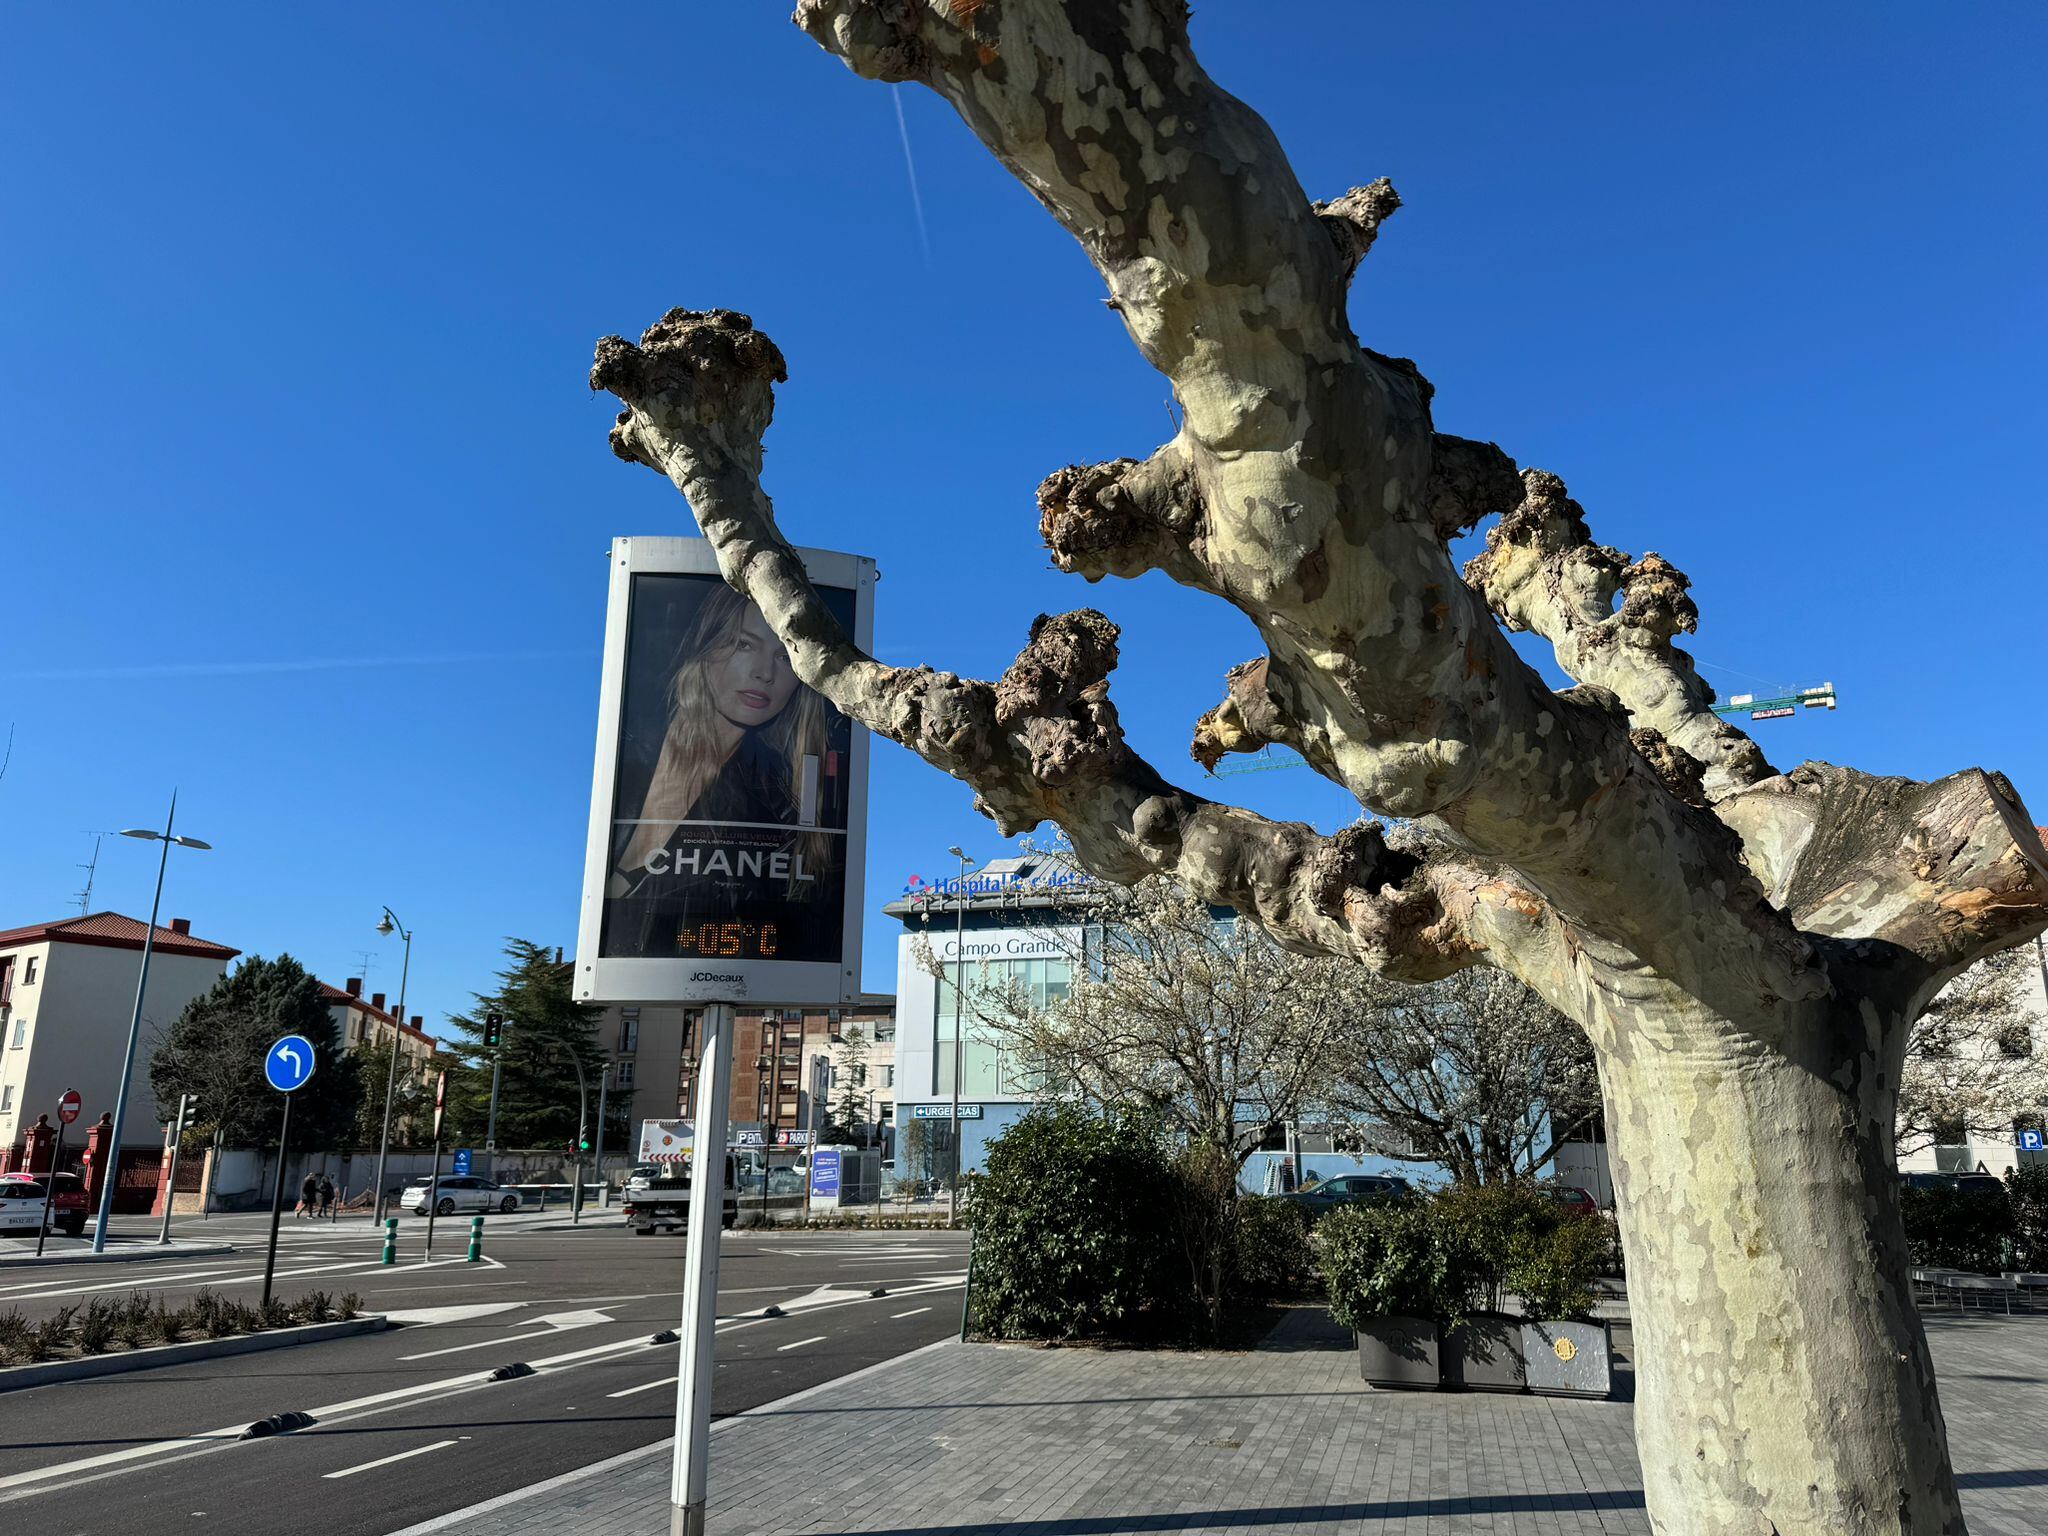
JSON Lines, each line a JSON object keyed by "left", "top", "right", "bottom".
{"left": 3, "top": 4, "right": 2043, "bottom": 1037}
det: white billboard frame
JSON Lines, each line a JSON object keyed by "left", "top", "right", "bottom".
{"left": 574, "top": 536, "right": 874, "bottom": 1007}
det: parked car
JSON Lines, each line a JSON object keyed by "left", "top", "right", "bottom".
{"left": 1901, "top": 1171, "right": 2008, "bottom": 1201}
{"left": 401, "top": 1175, "right": 521, "bottom": 1216}
{"left": 1539, "top": 1183, "right": 1601, "bottom": 1219}
{"left": 0, "top": 1173, "right": 88, "bottom": 1236}
{"left": 1280, "top": 1173, "right": 1412, "bottom": 1217}
{"left": 0, "top": 1178, "right": 51, "bottom": 1235}
{"left": 625, "top": 1163, "right": 662, "bottom": 1193}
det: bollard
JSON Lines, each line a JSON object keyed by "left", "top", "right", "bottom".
{"left": 381, "top": 1216, "right": 398, "bottom": 1266}
{"left": 467, "top": 1214, "right": 484, "bottom": 1263}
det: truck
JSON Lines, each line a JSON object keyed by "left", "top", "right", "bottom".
{"left": 625, "top": 1119, "right": 738, "bottom": 1235}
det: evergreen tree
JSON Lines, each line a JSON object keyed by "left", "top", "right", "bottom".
{"left": 441, "top": 939, "right": 625, "bottom": 1149}
{"left": 828, "top": 1026, "right": 871, "bottom": 1146}
{"left": 351, "top": 1040, "right": 436, "bottom": 1149}
{"left": 150, "top": 954, "right": 362, "bottom": 1151}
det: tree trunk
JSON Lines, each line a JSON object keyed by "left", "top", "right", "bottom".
{"left": 1599, "top": 998, "right": 1963, "bottom": 1535}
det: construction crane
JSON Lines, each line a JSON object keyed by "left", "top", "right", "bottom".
{"left": 1710, "top": 682, "right": 1837, "bottom": 723}
{"left": 1211, "top": 681, "right": 1839, "bottom": 777}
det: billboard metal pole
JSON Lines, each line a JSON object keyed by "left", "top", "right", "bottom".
{"left": 946, "top": 848, "right": 973, "bottom": 1224}
{"left": 669, "top": 1001, "right": 733, "bottom": 1536}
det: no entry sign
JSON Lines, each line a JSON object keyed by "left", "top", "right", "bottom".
{"left": 57, "top": 1090, "right": 82, "bottom": 1125}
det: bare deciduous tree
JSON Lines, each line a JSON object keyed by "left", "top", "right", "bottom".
{"left": 920, "top": 874, "right": 1351, "bottom": 1164}
{"left": 1898, "top": 946, "right": 2048, "bottom": 1157}
{"left": 1327, "top": 967, "right": 1600, "bottom": 1189}
{"left": 588, "top": 8, "right": 2047, "bottom": 1530}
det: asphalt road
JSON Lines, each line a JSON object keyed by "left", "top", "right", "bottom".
{"left": 0, "top": 1211, "right": 970, "bottom": 1536}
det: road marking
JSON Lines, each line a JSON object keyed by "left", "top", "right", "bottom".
{"left": 891, "top": 1307, "right": 932, "bottom": 1319}
{"left": 0, "top": 1277, "right": 967, "bottom": 1505}
{"left": 382, "top": 1302, "right": 526, "bottom": 1327}
{"left": 605, "top": 1374, "right": 678, "bottom": 1399}
{"left": 322, "top": 1439, "right": 460, "bottom": 1479}
{"left": 777, "top": 1335, "right": 827, "bottom": 1352}
{"left": 398, "top": 1309, "right": 611, "bottom": 1361}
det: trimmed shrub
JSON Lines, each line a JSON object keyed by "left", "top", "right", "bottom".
{"left": 0, "top": 1310, "right": 31, "bottom": 1365}
{"left": 75, "top": 1297, "right": 119, "bottom": 1355}
{"left": 1233, "top": 1197, "right": 1316, "bottom": 1300}
{"left": 1432, "top": 1182, "right": 1561, "bottom": 1313}
{"left": 2008, "top": 1165, "right": 2048, "bottom": 1271}
{"left": 1319, "top": 1201, "right": 1471, "bottom": 1330}
{"left": 1506, "top": 1214, "right": 1608, "bottom": 1320}
{"left": 27, "top": 1306, "right": 77, "bottom": 1362}
{"left": 967, "top": 1105, "right": 1179, "bottom": 1341}
{"left": 1901, "top": 1184, "right": 2014, "bottom": 1273}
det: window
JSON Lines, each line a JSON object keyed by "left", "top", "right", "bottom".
{"left": 1933, "top": 1116, "right": 1968, "bottom": 1148}
{"left": 936, "top": 952, "right": 1072, "bottom": 1097}
{"left": 1258, "top": 1121, "right": 1289, "bottom": 1151}
{"left": 615, "top": 1060, "right": 636, "bottom": 1089}
{"left": 882, "top": 1065, "right": 895, "bottom": 1089}
{"left": 9, "top": 1017, "right": 24, "bottom": 1050}
{"left": 618, "top": 1009, "right": 640, "bottom": 1054}
{"left": 1997, "top": 1024, "right": 2033, "bottom": 1059}
{"left": 21, "top": 958, "right": 35, "bottom": 985}
{"left": 0, "top": 1085, "right": 12, "bottom": 1113}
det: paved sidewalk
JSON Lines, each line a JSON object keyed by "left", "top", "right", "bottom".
{"left": 399, "top": 1309, "right": 2048, "bottom": 1536}
{"left": 0, "top": 1235, "right": 234, "bottom": 1267}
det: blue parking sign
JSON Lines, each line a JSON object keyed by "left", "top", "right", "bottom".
{"left": 2021, "top": 1129, "right": 2045, "bottom": 1153}
{"left": 811, "top": 1149, "right": 842, "bottom": 1198}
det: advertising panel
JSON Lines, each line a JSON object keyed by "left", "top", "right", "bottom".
{"left": 577, "top": 537, "right": 874, "bottom": 1005}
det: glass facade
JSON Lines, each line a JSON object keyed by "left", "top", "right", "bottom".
{"left": 934, "top": 954, "right": 1072, "bottom": 1097}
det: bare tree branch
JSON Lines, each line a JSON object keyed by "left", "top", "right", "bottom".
{"left": 593, "top": 309, "right": 1532, "bottom": 984}
{"left": 1464, "top": 468, "right": 1773, "bottom": 803}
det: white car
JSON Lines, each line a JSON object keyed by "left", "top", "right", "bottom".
{"left": 0, "top": 1179, "right": 54, "bottom": 1234}
{"left": 401, "top": 1175, "right": 521, "bottom": 1216}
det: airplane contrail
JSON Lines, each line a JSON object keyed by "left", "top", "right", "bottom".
{"left": 14, "top": 650, "right": 595, "bottom": 681}
{"left": 892, "top": 85, "right": 933, "bottom": 263}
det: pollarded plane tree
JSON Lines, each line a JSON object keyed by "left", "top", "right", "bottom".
{"left": 589, "top": 6, "right": 2047, "bottom": 1533}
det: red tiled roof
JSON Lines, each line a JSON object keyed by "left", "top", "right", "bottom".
{"left": 0, "top": 912, "right": 239, "bottom": 961}
{"left": 320, "top": 982, "right": 434, "bottom": 1044}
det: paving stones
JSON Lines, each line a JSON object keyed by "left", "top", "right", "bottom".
{"left": 411, "top": 1307, "right": 2048, "bottom": 1536}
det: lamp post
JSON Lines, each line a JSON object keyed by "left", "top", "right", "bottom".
{"left": 569, "top": 1051, "right": 589, "bottom": 1223}
{"left": 369, "top": 906, "right": 413, "bottom": 1224}
{"left": 755, "top": 1052, "right": 772, "bottom": 1227}
{"left": 94, "top": 794, "right": 212, "bottom": 1253}
{"left": 945, "top": 845, "right": 974, "bottom": 1226}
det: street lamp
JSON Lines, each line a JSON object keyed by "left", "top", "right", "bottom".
{"left": 94, "top": 793, "right": 212, "bottom": 1253}
{"left": 946, "top": 845, "right": 974, "bottom": 1226}
{"left": 369, "top": 906, "right": 413, "bottom": 1223}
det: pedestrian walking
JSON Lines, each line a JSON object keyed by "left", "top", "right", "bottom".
{"left": 298, "top": 1172, "right": 318, "bottom": 1219}
{"left": 317, "top": 1173, "right": 335, "bottom": 1219}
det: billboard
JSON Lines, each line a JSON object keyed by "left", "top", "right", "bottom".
{"left": 576, "top": 537, "right": 874, "bottom": 1005}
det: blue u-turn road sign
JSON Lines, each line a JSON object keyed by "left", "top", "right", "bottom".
{"left": 265, "top": 1035, "right": 317, "bottom": 1094}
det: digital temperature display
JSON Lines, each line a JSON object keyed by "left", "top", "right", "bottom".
{"left": 675, "top": 920, "right": 780, "bottom": 959}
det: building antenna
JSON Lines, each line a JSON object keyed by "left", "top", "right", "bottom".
{"left": 74, "top": 832, "right": 106, "bottom": 914}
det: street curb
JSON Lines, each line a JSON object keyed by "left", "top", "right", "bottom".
{"left": 0, "top": 1242, "right": 236, "bottom": 1270}
{"left": 0, "top": 1315, "right": 389, "bottom": 1392}
{"left": 383, "top": 1336, "right": 961, "bottom": 1536}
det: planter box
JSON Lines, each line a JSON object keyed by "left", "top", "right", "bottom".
{"left": 1522, "top": 1318, "right": 1612, "bottom": 1398}
{"left": 1445, "top": 1312, "right": 1526, "bottom": 1393}
{"left": 1355, "top": 1316, "right": 1439, "bottom": 1389}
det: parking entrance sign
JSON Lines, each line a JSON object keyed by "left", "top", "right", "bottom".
{"left": 453, "top": 1148, "right": 473, "bottom": 1177}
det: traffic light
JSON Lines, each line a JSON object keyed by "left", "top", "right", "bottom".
{"left": 578, "top": 1130, "right": 592, "bottom": 1152}
{"left": 483, "top": 1011, "right": 504, "bottom": 1050}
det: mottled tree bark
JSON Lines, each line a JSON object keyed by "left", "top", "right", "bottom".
{"left": 588, "top": 5, "right": 2048, "bottom": 1531}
